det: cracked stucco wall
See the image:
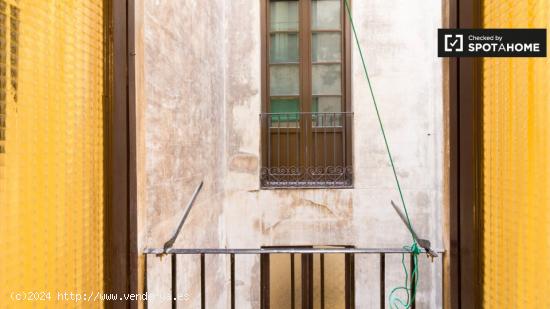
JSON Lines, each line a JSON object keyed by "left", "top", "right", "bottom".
{"left": 138, "top": 0, "right": 445, "bottom": 308}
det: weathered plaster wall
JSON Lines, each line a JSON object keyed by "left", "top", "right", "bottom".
{"left": 141, "top": 0, "right": 445, "bottom": 308}
{"left": 140, "top": 0, "right": 228, "bottom": 307}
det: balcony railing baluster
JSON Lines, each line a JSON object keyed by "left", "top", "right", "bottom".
{"left": 172, "top": 254, "right": 177, "bottom": 309}
{"left": 380, "top": 253, "right": 385, "bottom": 309}
{"left": 201, "top": 253, "right": 205, "bottom": 309}
{"left": 230, "top": 253, "right": 235, "bottom": 309}
{"left": 410, "top": 254, "right": 416, "bottom": 309}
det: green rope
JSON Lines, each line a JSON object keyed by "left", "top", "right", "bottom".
{"left": 389, "top": 243, "right": 420, "bottom": 309}
{"left": 343, "top": 1, "right": 419, "bottom": 307}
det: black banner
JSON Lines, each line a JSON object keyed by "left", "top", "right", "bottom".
{"left": 438, "top": 29, "right": 546, "bottom": 57}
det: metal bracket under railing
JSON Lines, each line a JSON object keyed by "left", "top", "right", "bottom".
{"left": 162, "top": 181, "right": 203, "bottom": 252}
{"left": 391, "top": 200, "right": 439, "bottom": 259}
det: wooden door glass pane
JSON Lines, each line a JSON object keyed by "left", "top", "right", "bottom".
{"left": 312, "top": 64, "right": 341, "bottom": 95}
{"left": 270, "top": 65, "right": 300, "bottom": 96}
{"left": 270, "top": 33, "right": 299, "bottom": 63}
{"left": 311, "top": 0, "right": 341, "bottom": 30}
{"left": 270, "top": 98, "right": 300, "bottom": 127}
{"left": 312, "top": 32, "right": 341, "bottom": 62}
{"left": 313, "top": 96, "right": 341, "bottom": 113}
{"left": 270, "top": 1, "right": 299, "bottom": 31}
{"left": 313, "top": 97, "right": 342, "bottom": 127}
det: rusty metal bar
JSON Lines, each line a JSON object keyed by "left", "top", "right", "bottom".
{"left": 410, "top": 254, "right": 416, "bottom": 309}
{"left": 302, "top": 254, "right": 313, "bottom": 308}
{"left": 442, "top": 251, "right": 445, "bottom": 308}
{"left": 380, "top": 253, "right": 385, "bottom": 309}
{"left": 267, "top": 115, "right": 271, "bottom": 171}
{"left": 286, "top": 114, "right": 290, "bottom": 168}
{"left": 345, "top": 253, "right": 355, "bottom": 309}
{"left": 146, "top": 247, "right": 444, "bottom": 255}
{"left": 277, "top": 114, "right": 280, "bottom": 168}
{"left": 231, "top": 253, "right": 235, "bottom": 309}
{"left": 323, "top": 113, "right": 327, "bottom": 186}
{"left": 163, "top": 181, "right": 204, "bottom": 251}
{"left": 171, "top": 254, "right": 177, "bottom": 309}
{"left": 201, "top": 253, "right": 205, "bottom": 309}
{"left": 342, "top": 113, "right": 346, "bottom": 170}
{"left": 321, "top": 254, "right": 325, "bottom": 309}
{"left": 295, "top": 114, "right": 299, "bottom": 183}
{"left": 291, "top": 254, "right": 295, "bottom": 309}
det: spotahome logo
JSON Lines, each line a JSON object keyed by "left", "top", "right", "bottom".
{"left": 444, "top": 34, "right": 463, "bottom": 52}
{"left": 438, "top": 29, "right": 546, "bottom": 57}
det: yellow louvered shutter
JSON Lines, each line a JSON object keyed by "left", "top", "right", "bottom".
{"left": 481, "top": 1, "right": 550, "bottom": 308}
{"left": 0, "top": 1, "right": 105, "bottom": 307}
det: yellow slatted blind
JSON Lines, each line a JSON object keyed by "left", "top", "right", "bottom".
{"left": 0, "top": 0, "right": 105, "bottom": 307}
{"left": 482, "top": 1, "right": 550, "bottom": 308}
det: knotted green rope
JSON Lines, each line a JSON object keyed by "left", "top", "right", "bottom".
{"left": 388, "top": 243, "right": 420, "bottom": 309}
{"left": 343, "top": 1, "right": 420, "bottom": 307}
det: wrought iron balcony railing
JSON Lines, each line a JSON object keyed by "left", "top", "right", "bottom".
{"left": 260, "top": 112, "right": 353, "bottom": 188}
{"left": 144, "top": 247, "right": 444, "bottom": 309}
